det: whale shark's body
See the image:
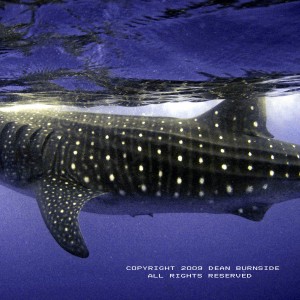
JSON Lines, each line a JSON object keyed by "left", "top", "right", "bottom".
{"left": 0, "top": 98, "right": 299, "bottom": 257}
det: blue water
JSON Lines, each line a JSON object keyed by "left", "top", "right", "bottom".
{"left": 0, "top": 1, "right": 300, "bottom": 299}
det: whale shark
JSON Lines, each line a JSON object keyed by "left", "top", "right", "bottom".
{"left": 0, "top": 97, "right": 299, "bottom": 258}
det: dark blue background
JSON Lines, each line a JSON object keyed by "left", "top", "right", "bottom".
{"left": 0, "top": 190, "right": 299, "bottom": 300}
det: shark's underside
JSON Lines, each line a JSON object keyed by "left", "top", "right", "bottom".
{"left": 0, "top": 97, "right": 299, "bottom": 257}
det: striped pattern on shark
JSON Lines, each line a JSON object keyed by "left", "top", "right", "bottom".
{"left": 0, "top": 98, "right": 299, "bottom": 257}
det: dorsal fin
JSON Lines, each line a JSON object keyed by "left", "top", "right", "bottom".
{"left": 198, "top": 97, "right": 273, "bottom": 138}
{"left": 36, "top": 175, "right": 96, "bottom": 258}
{"left": 231, "top": 204, "right": 271, "bottom": 222}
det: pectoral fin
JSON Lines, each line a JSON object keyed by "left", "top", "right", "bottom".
{"left": 36, "top": 175, "right": 95, "bottom": 258}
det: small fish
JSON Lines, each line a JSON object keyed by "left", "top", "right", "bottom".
{"left": 0, "top": 97, "right": 299, "bottom": 258}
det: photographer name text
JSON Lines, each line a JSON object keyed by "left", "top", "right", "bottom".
{"left": 125, "top": 265, "right": 280, "bottom": 279}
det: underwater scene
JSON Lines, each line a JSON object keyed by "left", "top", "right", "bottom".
{"left": 0, "top": 1, "right": 299, "bottom": 299}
